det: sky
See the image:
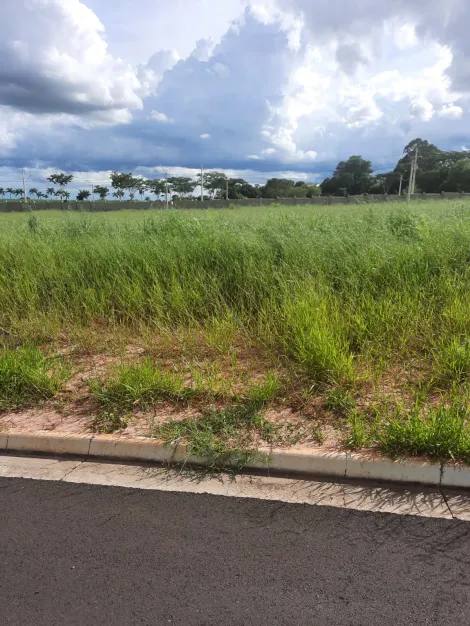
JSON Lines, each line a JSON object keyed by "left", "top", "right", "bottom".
{"left": 1, "top": 0, "right": 470, "bottom": 193}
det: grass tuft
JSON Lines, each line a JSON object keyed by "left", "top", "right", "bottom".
{"left": 378, "top": 403, "right": 470, "bottom": 463}
{"left": 90, "top": 411, "right": 128, "bottom": 434}
{"left": 0, "top": 347, "right": 68, "bottom": 410}
{"left": 155, "top": 402, "right": 276, "bottom": 471}
{"left": 325, "top": 387, "right": 355, "bottom": 415}
{"left": 89, "top": 359, "right": 191, "bottom": 412}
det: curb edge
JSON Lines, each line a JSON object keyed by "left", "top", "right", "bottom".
{"left": 2, "top": 430, "right": 468, "bottom": 489}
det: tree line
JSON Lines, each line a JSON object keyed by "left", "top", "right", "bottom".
{"left": 321, "top": 138, "right": 470, "bottom": 196}
{"left": 0, "top": 171, "right": 321, "bottom": 202}
{"left": 1, "top": 138, "right": 468, "bottom": 203}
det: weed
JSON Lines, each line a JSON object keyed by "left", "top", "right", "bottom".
{"left": 0, "top": 347, "right": 68, "bottom": 410}
{"left": 346, "top": 410, "right": 375, "bottom": 449}
{"left": 90, "top": 360, "right": 191, "bottom": 412}
{"left": 245, "top": 372, "right": 281, "bottom": 406}
{"left": 387, "top": 208, "right": 421, "bottom": 240}
{"left": 378, "top": 403, "right": 470, "bottom": 462}
{"left": 91, "top": 411, "right": 128, "bottom": 434}
{"left": 27, "top": 214, "right": 40, "bottom": 233}
{"left": 325, "top": 387, "right": 355, "bottom": 415}
{"left": 155, "top": 402, "right": 276, "bottom": 471}
{"left": 433, "top": 338, "right": 470, "bottom": 387}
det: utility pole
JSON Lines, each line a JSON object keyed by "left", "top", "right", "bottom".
{"left": 411, "top": 147, "right": 419, "bottom": 195}
{"left": 226, "top": 177, "right": 229, "bottom": 202}
{"left": 407, "top": 147, "right": 418, "bottom": 202}
{"left": 200, "top": 164, "right": 204, "bottom": 202}
{"left": 165, "top": 176, "right": 169, "bottom": 210}
{"left": 398, "top": 174, "right": 403, "bottom": 196}
{"left": 21, "top": 168, "right": 27, "bottom": 202}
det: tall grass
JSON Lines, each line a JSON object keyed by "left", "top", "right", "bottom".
{"left": 2, "top": 202, "right": 470, "bottom": 386}
{"left": 0, "top": 347, "right": 68, "bottom": 410}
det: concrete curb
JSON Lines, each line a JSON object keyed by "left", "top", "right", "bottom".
{"left": 1, "top": 429, "right": 469, "bottom": 489}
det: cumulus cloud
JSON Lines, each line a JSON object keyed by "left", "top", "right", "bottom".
{"left": 438, "top": 105, "right": 464, "bottom": 120}
{"left": 1, "top": 0, "right": 470, "bottom": 180}
{"left": 271, "top": 0, "right": 470, "bottom": 91}
{"left": 0, "top": 0, "right": 142, "bottom": 120}
{"left": 150, "top": 111, "right": 174, "bottom": 124}
{"left": 138, "top": 50, "right": 180, "bottom": 97}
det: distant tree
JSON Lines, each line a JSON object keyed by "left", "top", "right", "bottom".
{"left": 0, "top": 187, "right": 4, "bottom": 200}
{"left": 168, "top": 177, "right": 197, "bottom": 198}
{"left": 94, "top": 185, "right": 109, "bottom": 201}
{"left": 203, "top": 171, "right": 227, "bottom": 198}
{"left": 112, "top": 190, "right": 125, "bottom": 200}
{"left": 76, "top": 190, "right": 91, "bottom": 201}
{"left": 305, "top": 184, "right": 321, "bottom": 198}
{"left": 6, "top": 188, "right": 14, "bottom": 199}
{"left": 144, "top": 196, "right": 151, "bottom": 202}
{"left": 64, "top": 191, "right": 71, "bottom": 201}
{"left": 321, "top": 156, "right": 373, "bottom": 196}
{"left": 146, "top": 179, "right": 166, "bottom": 200}
{"left": 110, "top": 172, "right": 133, "bottom": 199}
{"left": 46, "top": 187, "right": 55, "bottom": 198}
{"left": 14, "top": 189, "right": 23, "bottom": 199}
{"left": 47, "top": 173, "right": 73, "bottom": 188}
{"left": 443, "top": 159, "right": 470, "bottom": 192}
{"left": 226, "top": 178, "right": 260, "bottom": 199}
{"left": 136, "top": 180, "right": 148, "bottom": 200}
{"left": 29, "top": 187, "right": 40, "bottom": 199}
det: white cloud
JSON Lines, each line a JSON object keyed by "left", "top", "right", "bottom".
{"left": 136, "top": 164, "right": 321, "bottom": 184}
{"left": 1, "top": 1, "right": 470, "bottom": 178}
{"left": 269, "top": 0, "right": 470, "bottom": 92}
{"left": 138, "top": 50, "right": 180, "bottom": 97}
{"left": 150, "top": 111, "right": 174, "bottom": 123}
{"left": 410, "top": 98, "right": 434, "bottom": 122}
{"left": 0, "top": 0, "right": 142, "bottom": 121}
{"left": 438, "top": 104, "right": 464, "bottom": 120}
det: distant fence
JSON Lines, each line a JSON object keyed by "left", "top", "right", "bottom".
{"left": 1, "top": 192, "right": 470, "bottom": 213}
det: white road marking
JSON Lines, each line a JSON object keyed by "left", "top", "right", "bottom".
{"left": 0, "top": 453, "right": 468, "bottom": 520}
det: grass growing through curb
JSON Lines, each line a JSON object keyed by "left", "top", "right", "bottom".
{"left": 0, "top": 347, "right": 68, "bottom": 410}
{"left": 378, "top": 403, "right": 470, "bottom": 463}
{"left": 154, "top": 402, "right": 277, "bottom": 472}
{"left": 346, "top": 401, "right": 470, "bottom": 463}
{"left": 90, "top": 411, "right": 128, "bottom": 434}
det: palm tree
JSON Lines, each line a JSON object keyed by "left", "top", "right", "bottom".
{"left": 112, "top": 190, "right": 124, "bottom": 200}
{"left": 94, "top": 186, "right": 109, "bottom": 201}
{"left": 29, "top": 187, "right": 40, "bottom": 199}
{"left": 14, "top": 189, "right": 23, "bottom": 199}
{"left": 76, "top": 190, "right": 91, "bottom": 201}
{"left": 46, "top": 187, "right": 55, "bottom": 198}
{"left": 0, "top": 187, "right": 4, "bottom": 200}
{"left": 6, "top": 188, "right": 14, "bottom": 199}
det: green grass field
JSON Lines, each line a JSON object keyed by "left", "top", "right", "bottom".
{"left": 2, "top": 202, "right": 470, "bottom": 465}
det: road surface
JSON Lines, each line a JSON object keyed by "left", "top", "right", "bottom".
{"left": 1, "top": 475, "right": 469, "bottom": 625}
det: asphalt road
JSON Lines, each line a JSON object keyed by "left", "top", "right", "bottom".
{"left": 1, "top": 477, "right": 469, "bottom": 626}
